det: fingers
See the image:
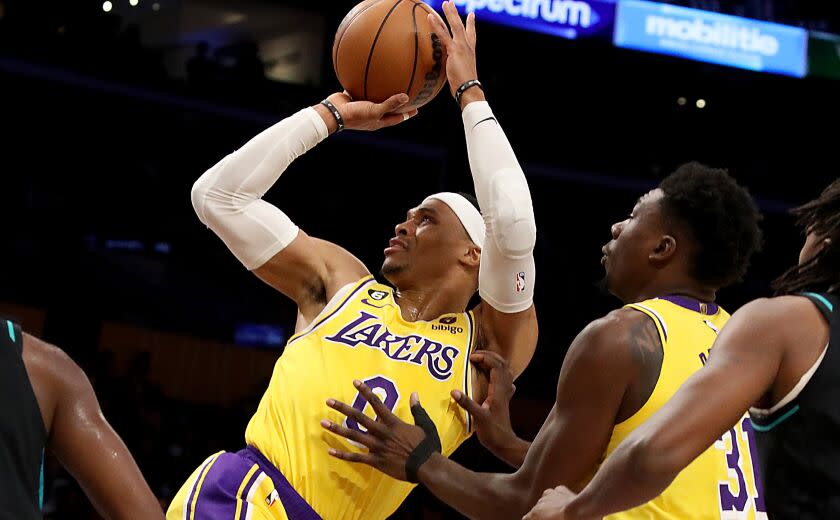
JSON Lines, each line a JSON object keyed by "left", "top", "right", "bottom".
{"left": 470, "top": 350, "right": 510, "bottom": 372}
{"left": 354, "top": 380, "right": 396, "bottom": 422}
{"left": 326, "top": 398, "right": 385, "bottom": 435}
{"left": 486, "top": 365, "right": 498, "bottom": 403}
{"left": 376, "top": 93, "right": 409, "bottom": 116}
{"left": 327, "top": 447, "right": 376, "bottom": 465}
{"left": 320, "top": 419, "right": 375, "bottom": 447}
{"left": 380, "top": 109, "right": 418, "bottom": 128}
{"left": 441, "top": 1, "right": 466, "bottom": 39}
{"left": 465, "top": 11, "right": 477, "bottom": 47}
{"left": 451, "top": 389, "right": 485, "bottom": 416}
{"left": 410, "top": 391, "right": 420, "bottom": 407}
{"left": 427, "top": 12, "right": 452, "bottom": 46}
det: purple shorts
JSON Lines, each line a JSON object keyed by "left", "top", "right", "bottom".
{"left": 170, "top": 446, "right": 321, "bottom": 520}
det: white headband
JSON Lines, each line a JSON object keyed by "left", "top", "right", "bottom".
{"left": 425, "top": 192, "right": 485, "bottom": 249}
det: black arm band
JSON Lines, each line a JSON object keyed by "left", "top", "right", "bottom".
{"left": 320, "top": 99, "right": 344, "bottom": 132}
{"left": 455, "top": 79, "right": 483, "bottom": 105}
{"left": 405, "top": 403, "right": 442, "bottom": 483}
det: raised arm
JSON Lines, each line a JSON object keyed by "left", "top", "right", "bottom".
{"left": 429, "top": 2, "right": 538, "bottom": 378}
{"left": 323, "top": 311, "right": 640, "bottom": 519}
{"left": 191, "top": 93, "right": 415, "bottom": 322}
{"left": 549, "top": 297, "right": 813, "bottom": 520}
{"left": 22, "top": 334, "right": 163, "bottom": 520}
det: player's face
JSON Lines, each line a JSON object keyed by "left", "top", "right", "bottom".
{"left": 799, "top": 228, "right": 828, "bottom": 265}
{"left": 602, "top": 189, "right": 667, "bottom": 302}
{"left": 381, "top": 199, "right": 475, "bottom": 286}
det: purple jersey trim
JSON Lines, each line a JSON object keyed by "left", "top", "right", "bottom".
{"left": 659, "top": 294, "right": 719, "bottom": 315}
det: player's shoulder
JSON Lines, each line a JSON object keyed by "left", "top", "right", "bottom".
{"left": 22, "top": 333, "right": 87, "bottom": 397}
{"left": 568, "top": 308, "right": 658, "bottom": 364}
{"left": 583, "top": 307, "right": 657, "bottom": 343}
{"left": 731, "top": 295, "right": 827, "bottom": 330}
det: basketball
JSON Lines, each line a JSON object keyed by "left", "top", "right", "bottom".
{"left": 332, "top": 0, "right": 448, "bottom": 113}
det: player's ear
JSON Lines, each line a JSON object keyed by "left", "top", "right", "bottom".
{"left": 460, "top": 245, "right": 480, "bottom": 268}
{"left": 650, "top": 235, "right": 677, "bottom": 264}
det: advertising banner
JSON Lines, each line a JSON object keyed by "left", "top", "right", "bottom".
{"left": 613, "top": 0, "right": 808, "bottom": 77}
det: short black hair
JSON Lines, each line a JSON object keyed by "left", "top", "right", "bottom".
{"left": 773, "top": 178, "right": 840, "bottom": 295}
{"left": 658, "top": 162, "right": 763, "bottom": 288}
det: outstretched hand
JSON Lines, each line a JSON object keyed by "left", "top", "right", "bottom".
{"left": 325, "top": 91, "right": 419, "bottom": 131}
{"left": 427, "top": 1, "right": 479, "bottom": 98}
{"left": 451, "top": 351, "right": 519, "bottom": 457}
{"left": 321, "top": 380, "right": 433, "bottom": 481}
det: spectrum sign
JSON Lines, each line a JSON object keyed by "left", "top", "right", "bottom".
{"left": 427, "top": 0, "right": 617, "bottom": 39}
{"left": 613, "top": 0, "right": 808, "bottom": 77}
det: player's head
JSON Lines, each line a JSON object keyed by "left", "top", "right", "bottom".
{"left": 773, "top": 178, "right": 840, "bottom": 295}
{"left": 381, "top": 192, "right": 483, "bottom": 298}
{"left": 602, "top": 162, "right": 762, "bottom": 303}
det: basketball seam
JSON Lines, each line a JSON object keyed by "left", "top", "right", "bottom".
{"left": 364, "top": 0, "right": 406, "bottom": 100}
{"left": 408, "top": 0, "right": 434, "bottom": 15}
{"left": 333, "top": 0, "right": 386, "bottom": 82}
{"left": 405, "top": 3, "right": 423, "bottom": 98}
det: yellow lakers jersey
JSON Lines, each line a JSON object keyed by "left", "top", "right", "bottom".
{"left": 603, "top": 297, "right": 767, "bottom": 520}
{"left": 244, "top": 276, "right": 475, "bottom": 520}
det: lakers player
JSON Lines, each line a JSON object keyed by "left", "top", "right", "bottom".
{"left": 324, "top": 161, "right": 765, "bottom": 519}
{"left": 166, "top": 4, "right": 538, "bottom": 519}
{"left": 522, "top": 179, "right": 840, "bottom": 520}
{"left": 0, "top": 320, "right": 162, "bottom": 519}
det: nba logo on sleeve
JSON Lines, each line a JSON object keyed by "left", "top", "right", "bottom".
{"left": 515, "top": 272, "right": 526, "bottom": 293}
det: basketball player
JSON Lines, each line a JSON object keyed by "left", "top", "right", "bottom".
{"left": 0, "top": 319, "right": 163, "bottom": 519}
{"left": 522, "top": 180, "right": 840, "bottom": 520}
{"left": 166, "top": 2, "right": 538, "bottom": 518}
{"left": 323, "top": 161, "right": 766, "bottom": 519}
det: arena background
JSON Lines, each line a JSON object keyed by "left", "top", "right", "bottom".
{"left": 0, "top": 0, "right": 838, "bottom": 517}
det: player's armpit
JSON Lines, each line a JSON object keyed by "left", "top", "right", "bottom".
{"left": 473, "top": 302, "right": 538, "bottom": 380}
{"left": 254, "top": 232, "right": 370, "bottom": 323}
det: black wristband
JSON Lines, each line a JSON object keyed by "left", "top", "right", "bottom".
{"left": 320, "top": 99, "right": 344, "bottom": 132}
{"left": 405, "top": 402, "right": 442, "bottom": 483}
{"left": 454, "top": 79, "right": 483, "bottom": 105}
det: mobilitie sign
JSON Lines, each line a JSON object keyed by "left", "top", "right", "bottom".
{"left": 427, "top": 0, "right": 617, "bottom": 39}
{"left": 613, "top": 0, "right": 808, "bottom": 77}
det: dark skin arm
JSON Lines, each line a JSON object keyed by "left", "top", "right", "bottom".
{"left": 22, "top": 333, "right": 163, "bottom": 520}
{"left": 323, "top": 309, "right": 658, "bottom": 519}
{"left": 542, "top": 296, "right": 828, "bottom": 520}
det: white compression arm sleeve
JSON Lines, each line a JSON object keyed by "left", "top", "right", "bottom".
{"left": 191, "top": 107, "right": 329, "bottom": 270}
{"left": 462, "top": 101, "right": 537, "bottom": 313}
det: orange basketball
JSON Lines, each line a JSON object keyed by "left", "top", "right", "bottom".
{"left": 332, "top": 0, "right": 448, "bottom": 113}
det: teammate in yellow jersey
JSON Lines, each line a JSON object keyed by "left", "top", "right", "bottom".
{"left": 324, "top": 160, "right": 765, "bottom": 517}
{"left": 166, "top": 4, "right": 538, "bottom": 520}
